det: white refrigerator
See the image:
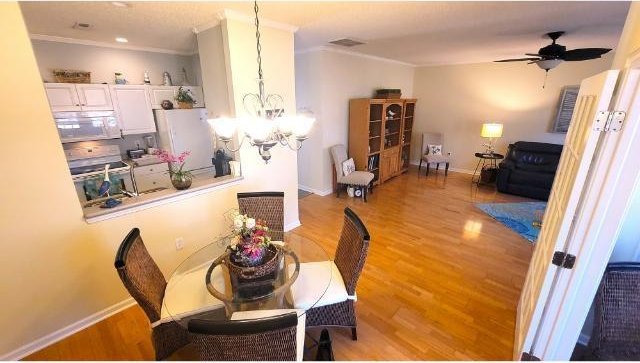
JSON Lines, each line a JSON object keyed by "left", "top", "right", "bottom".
{"left": 154, "top": 109, "right": 216, "bottom": 175}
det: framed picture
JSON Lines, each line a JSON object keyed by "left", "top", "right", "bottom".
{"left": 552, "top": 86, "right": 580, "bottom": 133}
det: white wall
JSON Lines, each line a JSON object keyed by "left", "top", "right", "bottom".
{"left": 412, "top": 55, "right": 614, "bottom": 171}
{"left": 0, "top": 5, "right": 298, "bottom": 359}
{"left": 295, "top": 49, "right": 415, "bottom": 193}
{"left": 197, "top": 25, "right": 230, "bottom": 120}
{"left": 31, "top": 39, "right": 199, "bottom": 85}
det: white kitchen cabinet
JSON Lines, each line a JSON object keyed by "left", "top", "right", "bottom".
{"left": 149, "top": 86, "right": 176, "bottom": 109}
{"left": 44, "top": 83, "right": 81, "bottom": 112}
{"left": 133, "top": 163, "right": 171, "bottom": 191}
{"left": 45, "top": 83, "right": 113, "bottom": 112}
{"left": 149, "top": 85, "right": 205, "bottom": 109}
{"left": 110, "top": 85, "right": 156, "bottom": 135}
{"left": 76, "top": 84, "right": 113, "bottom": 111}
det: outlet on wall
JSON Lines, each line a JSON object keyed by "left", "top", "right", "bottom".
{"left": 175, "top": 237, "right": 185, "bottom": 250}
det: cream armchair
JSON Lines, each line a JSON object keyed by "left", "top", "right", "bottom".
{"left": 419, "top": 132, "right": 450, "bottom": 176}
{"left": 330, "top": 144, "right": 374, "bottom": 202}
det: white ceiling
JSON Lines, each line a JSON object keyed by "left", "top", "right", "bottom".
{"left": 20, "top": 1, "right": 630, "bottom": 66}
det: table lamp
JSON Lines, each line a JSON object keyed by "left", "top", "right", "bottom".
{"left": 481, "top": 122, "right": 503, "bottom": 155}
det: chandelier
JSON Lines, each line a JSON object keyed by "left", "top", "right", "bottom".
{"left": 208, "top": 1, "right": 315, "bottom": 163}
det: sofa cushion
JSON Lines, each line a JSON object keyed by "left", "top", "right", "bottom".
{"left": 515, "top": 161, "right": 558, "bottom": 173}
{"left": 510, "top": 169, "right": 555, "bottom": 189}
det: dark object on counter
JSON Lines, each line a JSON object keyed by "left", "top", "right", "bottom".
{"left": 161, "top": 100, "right": 174, "bottom": 110}
{"left": 497, "top": 141, "right": 563, "bottom": 201}
{"left": 212, "top": 149, "right": 232, "bottom": 177}
{"left": 375, "top": 88, "right": 402, "bottom": 99}
{"left": 100, "top": 198, "right": 122, "bottom": 209}
{"left": 127, "top": 149, "right": 145, "bottom": 159}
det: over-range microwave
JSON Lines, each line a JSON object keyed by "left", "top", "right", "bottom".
{"left": 53, "top": 111, "right": 121, "bottom": 143}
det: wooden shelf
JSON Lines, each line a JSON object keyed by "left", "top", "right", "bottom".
{"left": 350, "top": 98, "right": 417, "bottom": 186}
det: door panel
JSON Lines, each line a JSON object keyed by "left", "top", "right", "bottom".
{"left": 76, "top": 84, "right": 112, "bottom": 111}
{"left": 514, "top": 70, "right": 619, "bottom": 359}
{"left": 44, "top": 83, "right": 80, "bottom": 112}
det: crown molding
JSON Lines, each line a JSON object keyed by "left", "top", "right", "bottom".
{"left": 295, "top": 46, "right": 416, "bottom": 67}
{"left": 193, "top": 9, "right": 298, "bottom": 35}
{"left": 30, "top": 34, "right": 196, "bottom": 56}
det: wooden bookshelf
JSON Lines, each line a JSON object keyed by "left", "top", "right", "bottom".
{"left": 349, "top": 98, "right": 417, "bottom": 185}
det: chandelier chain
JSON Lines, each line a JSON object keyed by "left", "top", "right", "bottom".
{"left": 254, "top": 0, "right": 263, "bottom": 83}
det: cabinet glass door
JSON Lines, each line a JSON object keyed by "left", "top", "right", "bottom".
{"left": 383, "top": 103, "right": 402, "bottom": 149}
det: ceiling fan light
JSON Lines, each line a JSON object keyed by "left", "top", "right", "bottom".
{"left": 536, "top": 59, "right": 563, "bottom": 71}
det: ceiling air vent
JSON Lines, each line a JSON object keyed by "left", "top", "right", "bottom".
{"left": 329, "top": 38, "right": 365, "bottom": 47}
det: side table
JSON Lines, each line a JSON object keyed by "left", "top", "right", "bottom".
{"left": 472, "top": 152, "right": 504, "bottom": 185}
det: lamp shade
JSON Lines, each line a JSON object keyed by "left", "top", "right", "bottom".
{"left": 481, "top": 123, "right": 503, "bottom": 138}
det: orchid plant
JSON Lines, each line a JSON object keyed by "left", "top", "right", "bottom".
{"left": 230, "top": 212, "right": 272, "bottom": 266}
{"left": 154, "top": 149, "right": 193, "bottom": 180}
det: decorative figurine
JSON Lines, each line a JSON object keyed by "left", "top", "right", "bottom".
{"left": 143, "top": 70, "right": 151, "bottom": 84}
{"left": 161, "top": 100, "right": 174, "bottom": 110}
{"left": 162, "top": 71, "right": 172, "bottom": 86}
{"left": 114, "top": 72, "right": 127, "bottom": 84}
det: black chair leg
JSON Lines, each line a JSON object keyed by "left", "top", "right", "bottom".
{"left": 369, "top": 182, "right": 373, "bottom": 194}
{"left": 426, "top": 164, "right": 430, "bottom": 176}
{"left": 436, "top": 163, "right": 440, "bottom": 171}
{"left": 445, "top": 162, "right": 450, "bottom": 176}
{"left": 418, "top": 159, "right": 422, "bottom": 171}
{"left": 336, "top": 185, "right": 341, "bottom": 198}
{"left": 351, "top": 327, "right": 358, "bottom": 341}
{"left": 363, "top": 186, "right": 367, "bottom": 202}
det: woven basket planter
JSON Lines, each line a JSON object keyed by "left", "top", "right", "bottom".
{"left": 227, "top": 244, "right": 280, "bottom": 281}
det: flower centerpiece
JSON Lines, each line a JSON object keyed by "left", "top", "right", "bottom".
{"left": 230, "top": 214, "right": 272, "bottom": 266}
{"left": 154, "top": 149, "right": 193, "bottom": 190}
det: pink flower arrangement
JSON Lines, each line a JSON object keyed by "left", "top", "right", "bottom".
{"left": 230, "top": 214, "right": 272, "bottom": 266}
{"left": 153, "top": 149, "right": 193, "bottom": 178}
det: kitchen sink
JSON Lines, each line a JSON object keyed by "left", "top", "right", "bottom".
{"left": 83, "top": 187, "right": 168, "bottom": 208}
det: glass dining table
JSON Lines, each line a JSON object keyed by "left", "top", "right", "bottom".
{"left": 163, "top": 232, "right": 332, "bottom": 327}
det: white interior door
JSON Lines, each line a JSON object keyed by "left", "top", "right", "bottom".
{"left": 514, "top": 70, "right": 619, "bottom": 360}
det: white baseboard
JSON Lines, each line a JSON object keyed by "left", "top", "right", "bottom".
{"left": 1, "top": 297, "right": 135, "bottom": 361}
{"left": 408, "top": 161, "right": 475, "bottom": 175}
{"left": 298, "top": 184, "right": 333, "bottom": 196}
{"left": 578, "top": 332, "right": 590, "bottom": 346}
{"left": 284, "top": 219, "right": 301, "bottom": 231}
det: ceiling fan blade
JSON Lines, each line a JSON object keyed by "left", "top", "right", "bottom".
{"left": 563, "top": 48, "right": 612, "bottom": 61}
{"left": 525, "top": 53, "right": 543, "bottom": 57}
{"left": 494, "top": 57, "right": 541, "bottom": 63}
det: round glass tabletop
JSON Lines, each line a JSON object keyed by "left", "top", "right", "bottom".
{"left": 163, "top": 232, "right": 332, "bottom": 327}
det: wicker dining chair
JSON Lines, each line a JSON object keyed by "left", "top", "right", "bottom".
{"left": 188, "top": 311, "right": 302, "bottom": 361}
{"left": 291, "top": 207, "right": 371, "bottom": 340}
{"left": 237, "top": 192, "right": 284, "bottom": 240}
{"left": 114, "top": 228, "right": 189, "bottom": 360}
{"left": 587, "top": 262, "right": 640, "bottom": 360}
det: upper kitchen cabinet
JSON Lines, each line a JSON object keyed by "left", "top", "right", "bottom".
{"left": 75, "top": 84, "right": 113, "bottom": 111}
{"left": 149, "top": 85, "right": 205, "bottom": 109}
{"left": 44, "top": 83, "right": 113, "bottom": 112}
{"left": 110, "top": 85, "right": 156, "bottom": 135}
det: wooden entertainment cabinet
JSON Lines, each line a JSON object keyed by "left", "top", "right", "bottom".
{"left": 349, "top": 98, "right": 416, "bottom": 185}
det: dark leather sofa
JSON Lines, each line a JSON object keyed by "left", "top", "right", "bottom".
{"left": 497, "top": 141, "right": 563, "bottom": 201}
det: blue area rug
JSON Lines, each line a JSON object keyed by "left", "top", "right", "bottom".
{"left": 476, "top": 202, "right": 547, "bottom": 243}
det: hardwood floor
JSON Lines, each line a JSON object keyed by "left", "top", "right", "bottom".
{"left": 25, "top": 168, "right": 534, "bottom": 361}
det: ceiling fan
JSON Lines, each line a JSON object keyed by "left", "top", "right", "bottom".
{"left": 495, "top": 31, "right": 612, "bottom": 72}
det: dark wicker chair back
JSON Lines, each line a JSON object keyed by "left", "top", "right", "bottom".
{"left": 114, "top": 228, "right": 166, "bottom": 323}
{"left": 188, "top": 313, "right": 298, "bottom": 361}
{"left": 334, "top": 207, "right": 371, "bottom": 295}
{"left": 237, "top": 192, "right": 285, "bottom": 240}
{"left": 588, "top": 262, "right": 640, "bottom": 360}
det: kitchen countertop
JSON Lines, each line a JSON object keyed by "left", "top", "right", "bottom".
{"left": 83, "top": 173, "right": 242, "bottom": 223}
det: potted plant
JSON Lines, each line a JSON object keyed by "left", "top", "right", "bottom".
{"left": 175, "top": 86, "right": 196, "bottom": 109}
{"left": 154, "top": 149, "right": 194, "bottom": 190}
{"left": 227, "top": 213, "right": 280, "bottom": 281}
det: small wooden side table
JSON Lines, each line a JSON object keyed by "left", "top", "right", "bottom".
{"left": 472, "top": 152, "right": 504, "bottom": 184}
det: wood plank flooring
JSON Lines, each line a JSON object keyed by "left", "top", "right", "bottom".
{"left": 25, "top": 168, "right": 533, "bottom": 360}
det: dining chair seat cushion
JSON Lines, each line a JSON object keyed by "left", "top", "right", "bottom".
{"left": 157, "top": 264, "right": 226, "bottom": 327}
{"left": 289, "top": 261, "right": 355, "bottom": 311}
{"left": 231, "top": 309, "right": 305, "bottom": 361}
{"left": 339, "top": 171, "right": 374, "bottom": 186}
{"left": 422, "top": 154, "right": 450, "bottom": 164}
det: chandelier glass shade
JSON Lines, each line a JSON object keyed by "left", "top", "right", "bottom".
{"left": 207, "top": 1, "right": 315, "bottom": 163}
